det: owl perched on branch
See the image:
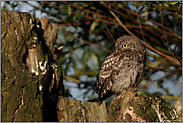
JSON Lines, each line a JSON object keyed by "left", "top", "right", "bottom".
{"left": 96, "top": 36, "right": 146, "bottom": 105}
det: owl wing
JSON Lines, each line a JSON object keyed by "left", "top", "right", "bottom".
{"left": 99, "top": 53, "right": 120, "bottom": 78}
{"left": 96, "top": 53, "right": 120, "bottom": 104}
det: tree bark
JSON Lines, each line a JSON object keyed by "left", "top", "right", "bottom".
{"left": 1, "top": 11, "right": 179, "bottom": 122}
{"left": 1, "top": 11, "right": 63, "bottom": 122}
{"left": 57, "top": 89, "right": 179, "bottom": 122}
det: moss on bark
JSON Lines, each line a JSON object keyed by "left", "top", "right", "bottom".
{"left": 1, "top": 11, "right": 62, "bottom": 122}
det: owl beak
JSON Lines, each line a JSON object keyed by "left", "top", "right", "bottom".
{"left": 115, "top": 49, "right": 118, "bottom": 53}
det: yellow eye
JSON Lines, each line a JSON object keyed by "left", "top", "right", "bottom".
{"left": 122, "top": 44, "right": 128, "bottom": 48}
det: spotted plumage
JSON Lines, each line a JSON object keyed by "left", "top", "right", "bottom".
{"left": 96, "top": 36, "right": 146, "bottom": 105}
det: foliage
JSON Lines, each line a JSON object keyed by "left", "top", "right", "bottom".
{"left": 1, "top": 1, "right": 182, "bottom": 105}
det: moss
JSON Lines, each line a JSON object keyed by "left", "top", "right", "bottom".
{"left": 107, "top": 90, "right": 177, "bottom": 122}
{"left": 133, "top": 96, "right": 157, "bottom": 121}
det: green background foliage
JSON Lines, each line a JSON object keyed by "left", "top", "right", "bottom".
{"left": 1, "top": 1, "right": 182, "bottom": 105}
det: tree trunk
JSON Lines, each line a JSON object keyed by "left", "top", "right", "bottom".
{"left": 1, "top": 10, "right": 63, "bottom": 122}
{"left": 57, "top": 89, "right": 179, "bottom": 122}
{"left": 1, "top": 11, "right": 179, "bottom": 122}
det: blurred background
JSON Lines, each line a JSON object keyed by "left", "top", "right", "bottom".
{"left": 1, "top": 1, "right": 182, "bottom": 109}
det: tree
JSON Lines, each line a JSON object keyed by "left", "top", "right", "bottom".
{"left": 1, "top": 11, "right": 63, "bottom": 121}
{"left": 1, "top": 1, "right": 182, "bottom": 122}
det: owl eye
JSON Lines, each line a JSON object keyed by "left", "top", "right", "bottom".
{"left": 122, "top": 44, "right": 128, "bottom": 48}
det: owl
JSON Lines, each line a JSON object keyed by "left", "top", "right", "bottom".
{"left": 96, "top": 36, "right": 146, "bottom": 105}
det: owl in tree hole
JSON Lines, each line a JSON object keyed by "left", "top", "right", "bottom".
{"left": 96, "top": 36, "right": 146, "bottom": 105}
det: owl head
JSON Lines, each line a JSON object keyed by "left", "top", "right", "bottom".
{"left": 115, "top": 36, "right": 145, "bottom": 53}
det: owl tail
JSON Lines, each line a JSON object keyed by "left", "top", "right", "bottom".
{"left": 97, "top": 91, "right": 114, "bottom": 105}
{"left": 98, "top": 100, "right": 102, "bottom": 105}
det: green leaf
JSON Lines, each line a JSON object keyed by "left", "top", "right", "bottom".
{"left": 165, "top": 1, "right": 179, "bottom": 5}
{"left": 68, "top": 5, "right": 71, "bottom": 15}
{"left": 146, "top": 3, "right": 151, "bottom": 11}
{"left": 82, "top": 51, "right": 90, "bottom": 65}
{"left": 118, "top": 3, "right": 124, "bottom": 8}
{"left": 153, "top": 5, "right": 158, "bottom": 10}
{"left": 90, "top": 52, "right": 99, "bottom": 70}
{"left": 95, "top": 23, "right": 105, "bottom": 33}
{"left": 90, "top": 20, "right": 99, "bottom": 33}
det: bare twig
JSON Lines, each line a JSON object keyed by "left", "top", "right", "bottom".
{"left": 63, "top": 74, "right": 81, "bottom": 84}
{"left": 110, "top": 2, "right": 178, "bottom": 36}
{"left": 108, "top": 5, "right": 138, "bottom": 39}
{"left": 56, "top": 21, "right": 91, "bottom": 27}
{"left": 94, "top": 34, "right": 112, "bottom": 53}
{"left": 174, "top": 18, "right": 182, "bottom": 53}
{"left": 158, "top": 2, "right": 168, "bottom": 42}
{"left": 147, "top": 66, "right": 182, "bottom": 76}
{"left": 43, "top": 1, "right": 123, "bottom": 26}
{"left": 60, "top": 29, "right": 115, "bottom": 53}
{"left": 96, "top": 12, "right": 115, "bottom": 43}
{"left": 134, "top": 1, "right": 146, "bottom": 43}
{"left": 108, "top": 4, "right": 181, "bottom": 65}
{"left": 139, "top": 73, "right": 171, "bottom": 88}
{"left": 103, "top": 31, "right": 115, "bottom": 43}
{"left": 60, "top": 1, "right": 108, "bottom": 20}
{"left": 58, "top": 46, "right": 64, "bottom": 50}
{"left": 158, "top": 1, "right": 182, "bottom": 65}
{"left": 60, "top": 29, "right": 99, "bottom": 47}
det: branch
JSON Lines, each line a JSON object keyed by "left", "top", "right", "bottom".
{"left": 158, "top": 1, "right": 182, "bottom": 65}
{"left": 108, "top": 5, "right": 181, "bottom": 65}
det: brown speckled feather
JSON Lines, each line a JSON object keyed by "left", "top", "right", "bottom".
{"left": 96, "top": 36, "right": 146, "bottom": 105}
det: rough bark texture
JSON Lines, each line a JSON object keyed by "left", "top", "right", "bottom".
{"left": 56, "top": 89, "right": 178, "bottom": 122}
{"left": 1, "top": 11, "right": 179, "bottom": 122}
{"left": 1, "top": 11, "right": 63, "bottom": 122}
{"left": 57, "top": 97, "right": 108, "bottom": 122}
{"left": 108, "top": 89, "right": 178, "bottom": 122}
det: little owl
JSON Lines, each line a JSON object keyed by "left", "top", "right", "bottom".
{"left": 96, "top": 36, "right": 146, "bottom": 105}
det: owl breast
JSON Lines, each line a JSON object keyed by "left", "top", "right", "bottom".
{"left": 111, "top": 51, "right": 143, "bottom": 93}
